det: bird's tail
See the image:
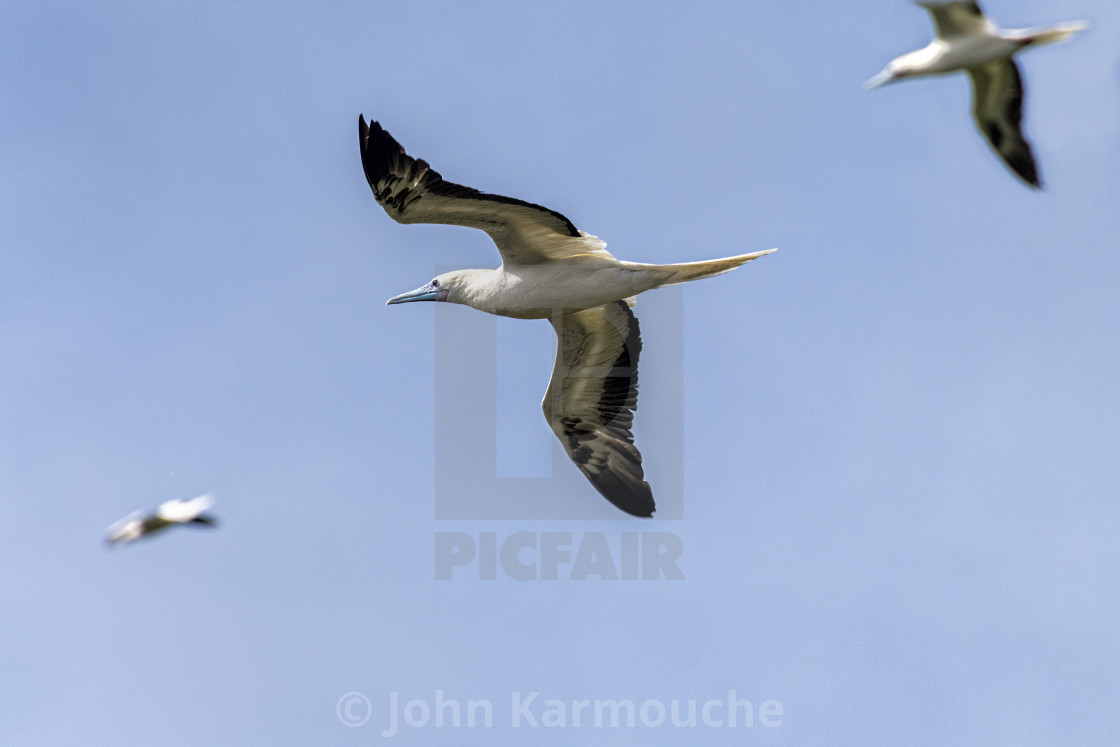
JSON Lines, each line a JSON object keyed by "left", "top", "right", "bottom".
{"left": 1013, "top": 21, "right": 1088, "bottom": 47}
{"left": 626, "top": 248, "right": 776, "bottom": 286}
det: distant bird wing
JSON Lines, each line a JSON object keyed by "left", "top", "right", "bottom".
{"left": 104, "top": 512, "right": 146, "bottom": 545}
{"left": 359, "top": 116, "right": 614, "bottom": 265}
{"left": 920, "top": 2, "right": 994, "bottom": 39}
{"left": 542, "top": 300, "right": 654, "bottom": 517}
{"left": 967, "top": 58, "right": 1041, "bottom": 187}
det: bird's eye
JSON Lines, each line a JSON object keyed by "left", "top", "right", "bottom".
{"left": 431, "top": 279, "right": 440, "bottom": 288}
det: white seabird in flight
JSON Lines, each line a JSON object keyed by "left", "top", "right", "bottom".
{"left": 105, "top": 493, "right": 218, "bottom": 547}
{"left": 359, "top": 116, "right": 775, "bottom": 517}
{"left": 866, "top": 1, "right": 1087, "bottom": 188}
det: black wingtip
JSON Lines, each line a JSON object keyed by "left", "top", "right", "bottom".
{"left": 990, "top": 142, "right": 1040, "bottom": 189}
{"left": 1012, "top": 151, "right": 1041, "bottom": 188}
{"left": 629, "top": 494, "right": 656, "bottom": 518}
{"left": 577, "top": 452, "right": 654, "bottom": 517}
{"left": 1014, "top": 164, "right": 1042, "bottom": 189}
{"left": 594, "top": 474, "right": 656, "bottom": 518}
{"left": 358, "top": 116, "right": 401, "bottom": 189}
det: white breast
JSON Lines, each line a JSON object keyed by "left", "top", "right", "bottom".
{"left": 485, "top": 265, "right": 655, "bottom": 319}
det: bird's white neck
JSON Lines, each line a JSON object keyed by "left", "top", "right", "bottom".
{"left": 444, "top": 268, "right": 503, "bottom": 314}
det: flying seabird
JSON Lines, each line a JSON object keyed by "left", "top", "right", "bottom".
{"left": 359, "top": 116, "right": 775, "bottom": 517}
{"left": 866, "top": 1, "right": 1087, "bottom": 188}
{"left": 105, "top": 494, "right": 218, "bottom": 547}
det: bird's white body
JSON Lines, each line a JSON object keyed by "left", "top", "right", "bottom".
{"left": 878, "top": 23, "right": 1082, "bottom": 80}
{"left": 435, "top": 249, "right": 771, "bottom": 320}
{"left": 894, "top": 35, "right": 1020, "bottom": 77}
{"left": 457, "top": 264, "right": 649, "bottom": 319}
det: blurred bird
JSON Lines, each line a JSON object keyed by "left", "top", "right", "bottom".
{"left": 866, "top": 1, "right": 1087, "bottom": 187}
{"left": 105, "top": 494, "right": 218, "bottom": 547}
{"left": 359, "top": 116, "right": 775, "bottom": 517}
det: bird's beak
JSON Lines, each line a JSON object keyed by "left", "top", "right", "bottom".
{"left": 864, "top": 69, "right": 896, "bottom": 90}
{"left": 386, "top": 283, "right": 449, "bottom": 305}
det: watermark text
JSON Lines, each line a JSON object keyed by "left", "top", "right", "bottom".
{"left": 434, "top": 531, "right": 684, "bottom": 580}
{"left": 336, "top": 690, "right": 783, "bottom": 735}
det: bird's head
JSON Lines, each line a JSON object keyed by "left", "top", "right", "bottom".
{"left": 386, "top": 270, "right": 483, "bottom": 307}
{"left": 864, "top": 63, "right": 906, "bottom": 90}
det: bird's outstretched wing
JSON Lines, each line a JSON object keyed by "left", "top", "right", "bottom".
{"left": 543, "top": 301, "right": 654, "bottom": 517}
{"left": 359, "top": 116, "right": 613, "bottom": 264}
{"left": 968, "top": 59, "right": 1041, "bottom": 187}
{"left": 919, "top": 2, "right": 994, "bottom": 39}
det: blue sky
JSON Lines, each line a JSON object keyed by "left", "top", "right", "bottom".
{"left": 3, "top": 0, "right": 1119, "bottom": 743}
